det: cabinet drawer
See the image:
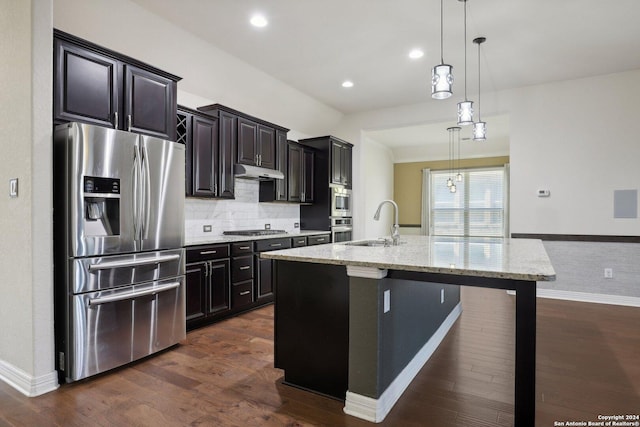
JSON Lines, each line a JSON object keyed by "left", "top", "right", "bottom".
{"left": 291, "top": 236, "right": 307, "bottom": 247}
{"left": 186, "top": 244, "right": 230, "bottom": 263}
{"left": 231, "top": 242, "right": 254, "bottom": 256}
{"left": 255, "top": 237, "right": 292, "bottom": 252}
{"left": 232, "top": 280, "right": 254, "bottom": 308}
{"left": 232, "top": 255, "right": 254, "bottom": 282}
{"left": 307, "top": 234, "right": 331, "bottom": 246}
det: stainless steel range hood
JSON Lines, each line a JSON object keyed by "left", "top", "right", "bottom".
{"left": 234, "top": 163, "right": 284, "bottom": 180}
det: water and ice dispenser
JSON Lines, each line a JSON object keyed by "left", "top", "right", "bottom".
{"left": 83, "top": 176, "right": 120, "bottom": 236}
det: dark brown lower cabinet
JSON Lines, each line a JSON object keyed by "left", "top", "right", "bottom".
{"left": 185, "top": 244, "right": 231, "bottom": 330}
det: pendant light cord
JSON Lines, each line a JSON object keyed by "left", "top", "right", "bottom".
{"left": 463, "top": 0, "right": 468, "bottom": 100}
{"left": 477, "top": 40, "right": 481, "bottom": 120}
{"left": 440, "top": 0, "right": 444, "bottom": 64}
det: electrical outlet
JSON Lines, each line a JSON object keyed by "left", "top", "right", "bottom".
{"left": 383, "top": 290, "right": 390, "bottom": 313}
{"left": 294, "top": 222, "right": 300, "bottom": 228}
{"left": 203, "top": 225, "right": 212, "bottom": 232}
{"left": 265, "top": 223, "right": 271, "bottom": 230}
{"left": 441, "top": 289, "right": 445, "bottom": 304}
{"left": 9, "top": 178, "right": 18, "bottom": 198}
{"left": 604, "top": 268, "right": 613, "bottom": 279}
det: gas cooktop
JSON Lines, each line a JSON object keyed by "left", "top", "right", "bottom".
{"left": 223, "top": 229, "right": 287, "bottom": 236}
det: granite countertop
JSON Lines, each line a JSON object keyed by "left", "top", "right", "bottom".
{"left": 261, "top": 235, "right": 556, "bottom": 281}
{"left": 185, "top": 230, "right": 330, "bottom": 246}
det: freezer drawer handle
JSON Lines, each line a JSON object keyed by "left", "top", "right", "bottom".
{"left": 88, "top": 281, "right": 180, "bottom": 307}
{"left": 87, "top": 254, "right": 181, "bottom": 271}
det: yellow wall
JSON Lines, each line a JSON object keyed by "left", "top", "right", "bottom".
{"left": 394, "top": 156, "right": 510, "bottom": 225}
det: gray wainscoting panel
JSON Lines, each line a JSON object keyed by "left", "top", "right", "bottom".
{"left": 539, "top": 241, "right": 640, "bottom": 297}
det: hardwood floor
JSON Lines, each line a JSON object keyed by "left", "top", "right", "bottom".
{"left": 1, "top": 287, "right": 638, "bottom": 426}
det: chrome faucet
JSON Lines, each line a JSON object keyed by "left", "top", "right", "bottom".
{"left": 373, "top": 199, "right": 400, "bottom": 246}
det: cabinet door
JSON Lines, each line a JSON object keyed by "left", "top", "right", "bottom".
{"left": 257, "top": 257, "right": 274, "bottom": 300}
{"left": 343, "top": 145, "right": 352, "bottom": 188}
{"left": 54, "top": 38, "right": 119, "bottom": 128}
{"left": 208, "top": 259, "right": 231, "bottom": 315}
{"left": 185, "top": 263, "right": 207, "bottom": 323}
{"left": 123, "top": 64, "right": 176, "bottom": 140}
{"left": 275, "top": 131, "right": 288, "bottom": 201}
{"left": 288, "top": 143, "right": 303, "bottom": 202}
{"left": 218, "top": 111, "right": 236, "bottom": 199}
{"left": 331, "top": 142, "right": 344, "bottom": 185}
{"left": 191, "top": 115, "right": 219, "bottom": 197}
{"left": 257, "top": 125, "right": 276, "bottom": 169}
{"left": 302, "top": 149, "right": 315, "bottom": 203}
{"left": 237, "top": 117, "right": 257, "bottom": 165}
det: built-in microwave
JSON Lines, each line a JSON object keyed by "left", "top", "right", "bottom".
{"left": 331, "top": 185, "right": 352, "bottom": 217}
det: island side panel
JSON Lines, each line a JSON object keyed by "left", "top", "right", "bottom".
{"left": 274, "top": 260, "right": 350, "bottom": 400}
{"left": 349, "top": 276, "right": 461, "bottom": 398}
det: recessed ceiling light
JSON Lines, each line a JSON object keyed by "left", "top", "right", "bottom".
{"left": 409, "top": 49, "right": 424, "bottom": 59}
{"left": 341, "top": 81, "right": 354, "bottom": 88}
{"left": 250, "top": 14, "right": 268, "bottom": 28}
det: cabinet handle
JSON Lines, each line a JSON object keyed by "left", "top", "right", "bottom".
{"left": 204, "top": 262, "right": 209, "bottom": 276}
{"left": 270, "top": 243, "right": 283, "bottom": 248}
{"left": 316, "top": 238, "right": 326, "bottom": 242}
{"left": 127, "top": 114, "right": 132, "bottom": 132}
{"left": 200, "top": 250, "right": 217, "bottom": 255}
{"left": 239, "top": 265, "right": 251, "bottom": 270}
{"left": 113, "top": 111, "right": 118, "bottom": 128}
{"left": 239, "top": 246, "right": 251, "bottom": 250}
{"left": 239, "top": 290, "right": 251, "bottom": 296}
{"left": 213, "top": 184, "right": 217, "bottom": 195}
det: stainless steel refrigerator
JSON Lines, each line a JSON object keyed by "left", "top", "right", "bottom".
{"left": 53, "top": 122, "right": 186, "bottom": 382}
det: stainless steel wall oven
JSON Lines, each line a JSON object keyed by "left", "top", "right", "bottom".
{"left": 331, "top": 217, "right": 353, "bottom": 243}
{"left": 330, "top": 185, "right": 352, "bottom": 217}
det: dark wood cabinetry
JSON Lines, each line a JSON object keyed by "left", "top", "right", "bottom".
{"left": 274, "top": 130, "right": 288, "bottom": 201}
{"left": 54, "top": 30, "right": 179, "bottom": 141}
{"left": 178, "top": 106, "right": 232, "bottom": 199}
{"left": 198, "top": 104, "right": 286, "bottom": 171}
{"left": 331, "top": 140, "right": 352, "bottom": 188}
{"left": 255, "top": 237, "right": 292, "bottom": 302}
{"left": 185, "top": 244, "right": 231, "bottom": 329}
{"left": 287, "top": 142, "right": 315, "bottom": 204}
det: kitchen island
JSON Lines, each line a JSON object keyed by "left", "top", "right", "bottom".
{"left": 262, "top": 235, "right": 556, "bottom": 425}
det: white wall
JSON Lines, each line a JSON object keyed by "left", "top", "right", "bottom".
{"left": 0, "top": 0, "right": 57, "bottom": 396}
{"left": 509, "top": 70, "right": 640, "bottom": 236}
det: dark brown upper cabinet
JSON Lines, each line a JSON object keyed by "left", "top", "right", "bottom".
{"left": 274, "top": 130, "right": 288, "bottom": 201}
{"left": 178, "top": 106, "right": 234, "bottom": 199}
{"left": 299, "top": 136, "right": 353, "bottom": 190}
{"left": 287, "top": 141, "right": 314, "bottom": 204}
{"left": 54, "top": 29, "right": 180, "bottom": 141}
{"left": 198, "top": 104, "right": 287, "bottom": 172}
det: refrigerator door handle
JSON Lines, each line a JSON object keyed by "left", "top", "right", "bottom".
{"left": 87, "top": 253, "right": 181, "bottom": 271}
{"left": 88, "top": 281, "right": 180, "bottom": 307}
{"left": 141, "top": 144, "right": 151, "bottom": 240}
{"left": 132, "top": 144, "right": 140, "bottom": 241}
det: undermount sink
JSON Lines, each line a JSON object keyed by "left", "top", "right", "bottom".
{"left": 344, "top": 239, "right": 392, "bottom": 247}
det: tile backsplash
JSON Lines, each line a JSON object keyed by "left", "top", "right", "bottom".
{"left": 184, "top": 179, "right": 300, "bottom": 239}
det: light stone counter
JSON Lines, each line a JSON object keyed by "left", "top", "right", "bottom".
{"left": 261, "top": 235, "right": 556, "bottom": 282}
{"left": 185, "top": 229, "right": 330, "bottom": 246}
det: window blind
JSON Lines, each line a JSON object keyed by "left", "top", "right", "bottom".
{"left": 430, "top": 167, "right": 506, "bottom": 237}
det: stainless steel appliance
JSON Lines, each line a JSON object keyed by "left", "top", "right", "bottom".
{"left": 330, "top": 185, "right": 352, "bottom": 217}
{"left": 331, "top": 217, "right": 353, "bottom": 243}
{"left": 53, "top": 122, "right": 186, "bottom": 382}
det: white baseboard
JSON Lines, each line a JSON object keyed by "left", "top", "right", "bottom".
{"left": 343, "top": 302, "right": 463, "bottom": 423}
{"left": 536, "top": 288, "right": 640, "bottom": 307}
{"left": 0, "top": 359, "right": 58, "bottom": 397}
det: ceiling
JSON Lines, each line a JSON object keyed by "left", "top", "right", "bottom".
{"left": 131, "top": 0, "right": 640, "bottom": 154}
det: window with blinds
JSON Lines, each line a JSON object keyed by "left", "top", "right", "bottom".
{"left": 430, "top": 167, "right": 507, "bottom": 237}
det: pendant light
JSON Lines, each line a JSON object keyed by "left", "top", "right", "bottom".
{"left": 457, "top": 0, "right": 473, "bottom": 125}
{"left": 446, "top": 126, "right": 460, "bottom": 193}
{"left": 431, "top": 0, "right": 453, "bottom": 99}
{"left": 473, "top": 37, "right": 487, "bottom": 141}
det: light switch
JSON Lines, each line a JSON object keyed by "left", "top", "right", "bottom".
{"left": 9, "top": 178, "right": 18, "bottom": 198}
